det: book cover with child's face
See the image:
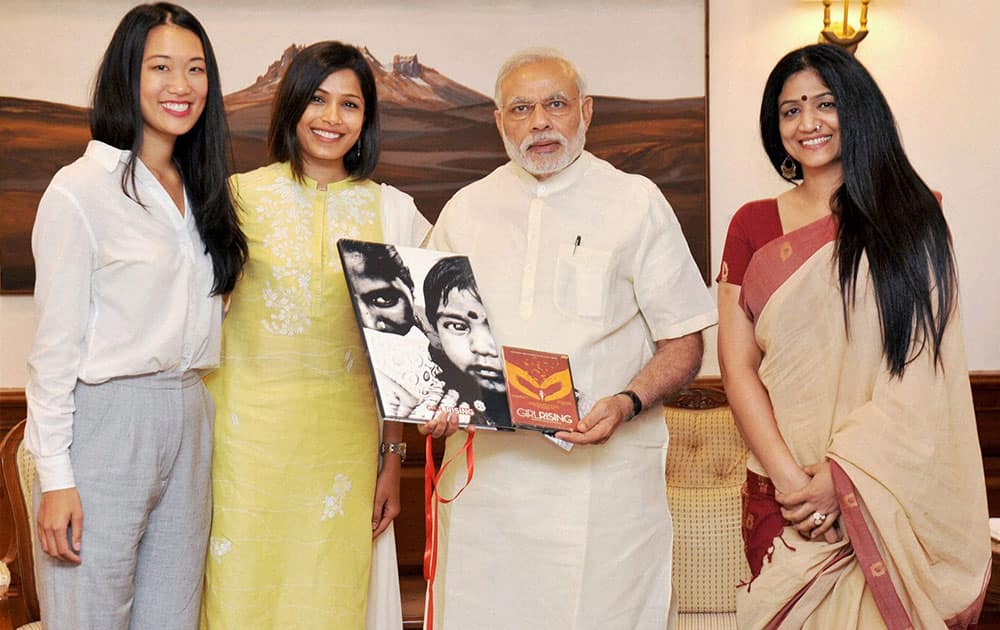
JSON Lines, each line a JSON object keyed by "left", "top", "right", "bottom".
{"left": 338, "top": 239, "right": 512, "bottom": 429}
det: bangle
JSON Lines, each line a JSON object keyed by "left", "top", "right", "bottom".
{"left": 380, "top": 441, "right": 407, "bottom": 463}
{"left": 616, "top": 390, "right": 643, "bottom": 420}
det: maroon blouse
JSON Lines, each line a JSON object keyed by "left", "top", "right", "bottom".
{"left": 716, "top": 199, "right": 783, "bottom": 286}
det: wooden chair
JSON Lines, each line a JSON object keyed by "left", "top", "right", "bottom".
{"left": 0, "top": 420, "right": 41, "bottom": 630}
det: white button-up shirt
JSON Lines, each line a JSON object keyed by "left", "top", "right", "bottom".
{"left": 26, "top": 140, "right": 222, "bottom": 491}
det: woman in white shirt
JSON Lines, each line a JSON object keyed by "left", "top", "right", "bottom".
{"left": 25, "top": 4, "right": 247, "bottom": 628}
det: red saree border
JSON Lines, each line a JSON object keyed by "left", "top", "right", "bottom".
{"left": 762, "top": 546, "right": 853, "bottom": 630}
{"left": 740, "top": 214, "right": 836, "bottom": 323}
{"left": 830, "top": 460, "right": 915, "bottom": 630}
{"left": 945, "top": 556, "right": 990, "bottom": 629}
{"left": 830, "top": 461, "right": 988, "bottom": 628}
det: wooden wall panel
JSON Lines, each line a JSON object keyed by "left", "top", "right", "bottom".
{"left": 0, "top": 389, "right": 26, "bottom": 438}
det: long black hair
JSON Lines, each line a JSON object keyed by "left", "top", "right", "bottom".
{"left": 91, "top": 2, "right": 246, "bottom": 294}
{"left": 760, "top": 44, "right": 956, "bottom": 377}
{"left": 267, "top": 41, "right": 380, "bottom": 181}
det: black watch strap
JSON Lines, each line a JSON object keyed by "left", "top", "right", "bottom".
{"left": 616, "top": 390, "right": 643, "bottom": 420}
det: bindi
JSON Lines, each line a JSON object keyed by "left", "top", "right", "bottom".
{"left": 801, "top": 95, "right": 808, "bottom": 101}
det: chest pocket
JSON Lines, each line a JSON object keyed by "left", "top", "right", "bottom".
{"left": 553, "top": 244, "right": 614, "bottom": 324}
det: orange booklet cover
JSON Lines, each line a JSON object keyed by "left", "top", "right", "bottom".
{"left": 502, "top": 346, "right": 580, "bottom": 433}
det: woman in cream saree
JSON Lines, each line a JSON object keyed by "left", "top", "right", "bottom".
{"left": 718, "top": 45, "right": 990, "bottom": 629}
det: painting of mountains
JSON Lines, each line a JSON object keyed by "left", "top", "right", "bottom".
{"left": 0, "top": 45, "right": 706, "bottom": 292}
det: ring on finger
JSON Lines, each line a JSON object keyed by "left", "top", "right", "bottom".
{"left": 811, "top": 511, "right": 827, "bottom": 527}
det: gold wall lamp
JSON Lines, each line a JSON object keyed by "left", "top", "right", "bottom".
{"left": 819, "top": 0, "right": 871, "bottom": 54}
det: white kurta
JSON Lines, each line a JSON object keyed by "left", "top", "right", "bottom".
{"left": 427, "top": 152, "right": 717, "bottom": 629}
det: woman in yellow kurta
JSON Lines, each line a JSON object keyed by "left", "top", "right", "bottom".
{"left": 202, "top": 42, "right": 429, "bottom": 629}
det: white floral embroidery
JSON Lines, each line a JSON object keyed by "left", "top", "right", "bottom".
{"left": 210, "top": 536, "right": 232, "bottom": 561}
{"left": 321, "top": 473, "right": 353, "bottom": 521}
{"left": 254, "top": 175, "right": 316, "bottom": 336}
{"left": 250, "top": 172, "right": 380, "bottom": 336}
{"left": 262, "top": 280, "right": 310, "bottom": 336}
{"left": 326, "top": 186, "right": 378, "bottom": 269}
{"left": 230, "top": 412, "right": 239, "bottom": 426}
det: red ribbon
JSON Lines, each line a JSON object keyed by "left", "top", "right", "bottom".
{"left": 423, "top": 429, "right": 476, "bottom": 630}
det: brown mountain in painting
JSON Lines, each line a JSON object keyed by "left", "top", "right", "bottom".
{"left": 0, "top": 48, "right": 706, "bottom": 292}
{"left": 224, "top": 44, "right": 491, "bottom": 113}
{"left": 370, "top": 50, "right": 492, "bottom": 110}
{"left": 223, "top": 45, "right": 300, "bottom": 112}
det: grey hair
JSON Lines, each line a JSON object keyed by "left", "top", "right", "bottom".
{"left": 493, "top": 47, "right": 588, "bottom": 107}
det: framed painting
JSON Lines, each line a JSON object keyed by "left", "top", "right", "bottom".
{"left": 0, "top": 0, "right": 709, "bottom": 292}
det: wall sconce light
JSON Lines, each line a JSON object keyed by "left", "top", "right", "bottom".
{"left": 819, "top": 0, "right": 870, "bottom": 54}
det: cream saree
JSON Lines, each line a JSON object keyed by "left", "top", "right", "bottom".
{"left": 737, "top": 215, "right": 990, "bottom": 629}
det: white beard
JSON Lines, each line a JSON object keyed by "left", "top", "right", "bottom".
{"left": 502, "top": 117, "right": 587, "bottom": 178}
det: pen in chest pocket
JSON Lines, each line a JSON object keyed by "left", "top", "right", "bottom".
{"left": 573, "top": 235, "right": 581, "bottom": 255}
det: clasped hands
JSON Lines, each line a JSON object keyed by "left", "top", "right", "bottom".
{"left": 418, "top": 391, "right": 632, "bottom": 445}
{"left": 776, "top": 461, "right": 842, "bottom": 543}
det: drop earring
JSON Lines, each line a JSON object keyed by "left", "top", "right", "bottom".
{"left": 780, "top": 155, "right": 798, "bottom": 180}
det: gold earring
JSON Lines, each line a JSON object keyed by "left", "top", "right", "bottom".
{"left": 780, "top": 155, "right": 798, "bottom": 179}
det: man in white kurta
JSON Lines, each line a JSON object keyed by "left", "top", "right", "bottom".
{"left": 424, "top": 49, "right": 717, "bottom": 629}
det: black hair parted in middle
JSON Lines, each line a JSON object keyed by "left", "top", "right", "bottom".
{"left": 267, "top": 41, "right": 381, "bottom": 181}
{"left": 90, "top": 2, "right": 247, "bottom": 295}
{"left": 759, "top": 44, "right": 956, "bottom": 378}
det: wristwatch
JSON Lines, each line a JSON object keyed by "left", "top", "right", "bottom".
{"left": 380, "top": 441, "right": 407, "bottom": 463}
{"left": 615, "top": 389, "right": 643, "bottom": 420}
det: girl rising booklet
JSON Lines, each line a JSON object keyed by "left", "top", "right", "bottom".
{"left": 502, "top": 346, "right": 580, "bottom": 432}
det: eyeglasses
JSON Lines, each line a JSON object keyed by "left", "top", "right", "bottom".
{"left": 504, "top": 97, "right": 577, "bottom": 121}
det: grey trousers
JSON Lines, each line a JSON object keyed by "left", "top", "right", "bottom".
{"left": 35, "top": 371, "right": 213, "bottom": 630}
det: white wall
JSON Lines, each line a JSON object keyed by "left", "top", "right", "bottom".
{"left": 2, "top": 1, "right": 999, "bottom": 386}
{"left": 0, "top": 0, "right": 704, "bottom": 105}
{"left": 0, "top": 296, "right": 33, "bottom": 386}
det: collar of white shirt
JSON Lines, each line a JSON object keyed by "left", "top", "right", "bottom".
{"left": 85, "top": 139, "right": 129, "bottom": 172}
{"left": 507, "top": 150, "right": 594, "bottom": 198}
{"left": 84, "top": 140, "right": 191, "bottom": 224}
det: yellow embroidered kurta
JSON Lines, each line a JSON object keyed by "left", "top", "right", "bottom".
{"left": 202, "top": 163, "right": 395, "bottom": 629}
